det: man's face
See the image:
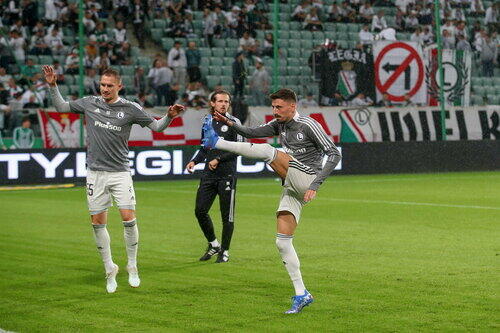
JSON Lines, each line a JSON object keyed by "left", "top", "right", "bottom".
{"left": 210, "top": 93, "right": 230, "bottom": 114}
{"left": 99, "top": 75, "right": 122, "bottom": 102}
{"left": 271, "top": 98, "right": 296, "bottom": 123}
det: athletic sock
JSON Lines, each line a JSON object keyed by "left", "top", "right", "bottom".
{"left": 92, "top": 224, "right": 114, "bottom": 273}
{"left": 210, "top": 239, "right": 220, "bottom": 248}
{"left": 215, "top": 140, "right": 277, "bottom": 163}
{"left": 276, "top": 233, "right": 306, "bottom": 296}
{"left": 123, "top": 219, "right": 138, "bottom": 268}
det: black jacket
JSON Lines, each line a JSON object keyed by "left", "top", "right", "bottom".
{"left": 192, "top": 113, "right": 243, "bottom": 178}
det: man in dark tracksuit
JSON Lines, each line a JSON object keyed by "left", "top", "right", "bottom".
{"left": 186, "top": 90, "right": 243, "bottom": 263}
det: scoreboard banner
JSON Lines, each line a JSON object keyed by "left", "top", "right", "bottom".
{"left": 248, "top": 105, "right": 499, "bottom": 143}
{"left": 373, "top": 41, "right": 427, "bottom": 104}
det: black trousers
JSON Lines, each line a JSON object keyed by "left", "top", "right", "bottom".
{"left": 194, "top": 177, "right": 237, "bottom": 251}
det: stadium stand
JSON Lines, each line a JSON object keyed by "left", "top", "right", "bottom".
{"left": 0, "top": 0, "right": 498, "bottom": 135}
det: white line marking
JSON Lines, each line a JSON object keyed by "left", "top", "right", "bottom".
{"left": 135, "top": 188, "right": 500, "bottom": 211}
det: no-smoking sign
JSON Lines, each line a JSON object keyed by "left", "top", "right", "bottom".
{"left": 374, "top": 42, "right": 426, "bottom": 103}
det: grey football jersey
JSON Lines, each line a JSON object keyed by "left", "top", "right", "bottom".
{"left": 69, "top": 96, "right": 154, "bottom": 171}
{"left": 232, "top": 112, "right": 341, "bottom": 191}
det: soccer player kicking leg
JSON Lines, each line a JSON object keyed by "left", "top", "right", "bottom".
{"left": 201, "top": 115, "right": 316, "bottom": 314}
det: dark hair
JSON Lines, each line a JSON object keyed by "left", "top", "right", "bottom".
{"left": 101, "top": 68, "right": 121, "bottom": 82}
{"left": 22, "top": 116, "right": 31, "bottom": 123}
{"left": 210, "top": 89, "right": 232, "bottom": 103}
{"left": 269, "top": 88, "right": 297, "bottom": 103}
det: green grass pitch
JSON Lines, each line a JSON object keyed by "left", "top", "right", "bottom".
{"left": 1, "top": 171, "right": 498, "bottom": 332}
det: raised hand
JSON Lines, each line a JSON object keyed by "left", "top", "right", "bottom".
{"left": 167, "top": 104, "right": 185, "bottom": 118}
{"left": 213, "top": 111, "right": 232, "bottom": 126}
{"left": 42, "top": 65, "right": 57, "bottom": 86}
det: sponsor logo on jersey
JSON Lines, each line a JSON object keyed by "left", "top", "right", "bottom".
{"left": 117, "top": 112, "right": 124, "bottom": 119}
{"left": 296, "top": 132, "right": 304, "bottom": 140}
{"left": 94, "top": 120, "right": 122, "bottom": 132}
{"left": 284, "top": 146, "right": 306, "bottom": 154}
{"left": 93, "top": 108, "right": 100, "bottom": 113}
{"left": 221, "top": 125, "right": 228, "bottom": 132}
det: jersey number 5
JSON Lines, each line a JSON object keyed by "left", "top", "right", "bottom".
{"left": 87, "top": 183, "right": 94, "bottom": 196}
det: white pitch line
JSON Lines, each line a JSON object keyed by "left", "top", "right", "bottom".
{"left": 135, "top": 187, "right": 500, "bottom": 211}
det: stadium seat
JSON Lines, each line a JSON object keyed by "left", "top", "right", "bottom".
{"left": 301, "top": 40, "right": 313, "bottom": 49}
{"left": 120, "top": 66, "right": 135, "bottom": 76}
{"left": 280, "top": 31, "right": 290, "bottom": 39}
{"left": 64, "top": 75, "right": 75, "bottom": 85}
{"left": 211, "top": 48, "right": 225, "bottom": 58}
{"left": 312, "top": 31, "right": 325, "bottom": 41}
{"left": 151, "top": 29, "right": 163, "bottom": 42}
{"left": 213, "top": 39, "right": 226, "bottom": 48}
{"left": 226, "top": 39, "right": 239, "bottom": 49}
{"left": 210, "top": 57, "right": 223, "bottom": 66}
{"left": 199, "top": 47, "right": 211, "bottom": 58}
{"left": 206, "top": 75, "right": 221, "bottom": 88}
{"left": 161, "top": 38, "right": 174, "bottom": 51}
{"left": 37, "top": 55, "right": 53, "bottom": 65}
{"left": 209, "top": 66, "right": 222, "bottom": 76}
{"left": 300, "top": 31, "right": 313, "bottom": 40}
{"left": 153, "top": 19, "right": 166, "bottom": 29}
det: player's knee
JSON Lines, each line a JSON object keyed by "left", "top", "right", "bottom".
{"left": 195, "top": 208, "right": 208, "bottom": 219}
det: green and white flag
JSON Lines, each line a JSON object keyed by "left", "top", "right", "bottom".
{"left": 426, "top": 48, "right": 471, "bottom": 106}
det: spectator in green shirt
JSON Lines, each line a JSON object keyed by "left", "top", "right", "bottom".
{"left": 13, "top": 116, "right": 35, "bottom": 149}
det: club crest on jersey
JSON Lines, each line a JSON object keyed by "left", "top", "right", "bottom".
{"left": 296, "top": 132, "right": 304, "bottom": 140}
{"left": 221, "top": 125, "right": 228, "bottom": 132}
{"left": 117, "top": 111, "right": 124, "bottom": 119}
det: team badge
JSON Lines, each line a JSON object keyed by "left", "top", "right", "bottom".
{"left": 117, "top": 112, "right": 124, "bottom": 119}
{"left": 221, "top": 125, "right": 228, "bottom": 132}
{"left": 296, "top": 132, "right": 304, "bottom": 140}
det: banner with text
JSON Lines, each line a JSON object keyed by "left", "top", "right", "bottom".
{"left": 248, "top": 106, "right": 499, "bottom": 143}
{"left": 317, "top": 48, "right": 376, "bottom": 101}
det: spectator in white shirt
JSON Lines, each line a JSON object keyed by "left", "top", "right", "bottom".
{"left": 359, "top": 2, "right": 374, "bottom": 24}
{"left": 9, "top": 30, "right": 26, "bottom": 63}
{"left": 238, "top": 31, "right": 257, "bottom": 57}
{"left": 350, "top": 93, "right": 373, "bottom": 107}
{"left": 44, "top": 27, "right": 65, "bottom": 55}
{"left": 359, "top": 24, "right": 374, "bottom": 45}
{"left": 411, "top": 26, "right": 425, "bottom": 46}
{"left": 484, "top": 4, "right": 497, "bottom": 30}
{"left": 292, "top": 1, "right": 309, "bottom": 22}
{"left": 298, "top": 93, "right": 319, "bottom": 109}
{"left": 470, "top": 0, "right": 485, "bottom": 17}
{"left": 422, "top": 26, "right": 434, "bottom": 45}
{"left": 371, "top": 11, "right": 387, "bottom": 32}
{"left": 405, "top": 11, "right": 419, "bottom": 32}
{"left": 304, "top": 7, "right": 323, "bottom": 31}
{"left": 83, "top": 11, "right": 96, "bottom": 34}
{"left": 45, "top": 0, "right": 59, "bottom": 23}
{"left": 167, "top": 41, "right": 187, "bottom": 88}
{"left": 442, "top": 30, "right": 455, "bottom": 49}
{"left": 112, "top": 21, "right": 128, "bottom": 45}
{"left": 147, "top": 59, "right": 174, "bottom": 106}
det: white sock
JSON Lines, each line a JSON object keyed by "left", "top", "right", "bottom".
{"left": 210, "top": 239, "right": 220, "bottom": 247}
{"left": 215, "top": 140, "right": 277, "bottom": 163}
{"left": 92, "top": 224, "right": 114, "bottom": 273}
{"left": 276, "top": 233, "right": 306, "bottom": 295}
{"left": 123, "top": 219, "right": 138, "bottom": 268}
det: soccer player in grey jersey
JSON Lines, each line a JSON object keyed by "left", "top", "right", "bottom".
{"left": 43, "top": 65, "right": 185, "bottom": 293}
{"left": 205, "top": 88, "right": 341, "bottom": 313}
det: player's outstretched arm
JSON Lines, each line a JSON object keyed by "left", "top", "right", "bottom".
{"left": 213, "top": 111, "right": 277, "bottom": 138}
{"left": 43, "top": 65, "right": 71, "bottom": 113}
{"left": 147, "top": 104, "right": 185, "bottom": 132}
